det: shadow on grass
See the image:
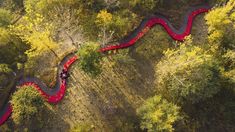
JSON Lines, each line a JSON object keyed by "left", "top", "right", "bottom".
{"left": 2, "top": 104, "right": 70, "bottom": 132}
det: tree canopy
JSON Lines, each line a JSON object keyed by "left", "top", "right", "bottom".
{"left": 77, "top": 42, "right": 103, "bottom": 76}
{"left": 155, "top": 39, "right": 221, "bottom": 103}
{"left": 0, "top": 8, "right": 12, "bottom": 27}
{"left": 137, "top": 95, "right": 180, "bottom": 132}
{"left": 10, "top": 85, "right": 45, "bottom": 127}
{"left": 205, "top": 0, "right": 235, "bottom": 48}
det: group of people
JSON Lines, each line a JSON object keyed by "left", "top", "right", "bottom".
{"left": 60, "top": 69, "right": 70, "bottom": 79}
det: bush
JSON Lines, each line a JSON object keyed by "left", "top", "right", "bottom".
{"left": 137, "top": 95, "right": 181, "bottom": 132}
{"left": 77, "top": 42, "right": 103, "bottom": 76}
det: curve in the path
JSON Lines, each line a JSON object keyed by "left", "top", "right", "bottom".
{"left": 99, "top": 5, "right": 210, "bottom": 52}
{"left": 0, "top": 5, "right": 210, "bottom": 126}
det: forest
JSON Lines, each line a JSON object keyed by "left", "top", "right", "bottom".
{"left": 0, "top": 0, "right": 234, "bottom": 131}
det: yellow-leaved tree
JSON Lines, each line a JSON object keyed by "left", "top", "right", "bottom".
{"left": 155, "top": 37, "right": 221, "bottom": 104}
{"left": 206, "top": 0, "right": 235, "bottom": 85}
{"left": 95, "top": 9, "right": 113, "bottom": 46}
{"left": 10, "top": 13, "right": 57, "bottom": 59}
{"left": 205, "top": 0, "right": 235, "bottom": 48}
{"left": 96, "top": 9, "right": 113, "bottom": 27}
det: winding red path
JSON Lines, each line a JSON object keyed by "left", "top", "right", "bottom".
{"left": 0, "top": 5, "right": 210, "bottom": 126}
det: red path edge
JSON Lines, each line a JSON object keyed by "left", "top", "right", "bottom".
{"left": 0, "top": 7, "right": 210, "bottom": 126}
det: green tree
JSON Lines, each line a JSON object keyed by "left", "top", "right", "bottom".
{"left": 136, "top": 0, "right": 163, "bottom": 13}
{"left": 111, "top": 9, "right": 138, "bottom": 40}
{"left": 0, "top": 124, "right": 11, "bottom": 132}
{"left": 0, "top": 64, "right": 12, "bottom": 73}
{"left": 155, "top": 38, "right": 221, "bottom": 103}
{"left": 0, "top": 27, "right": 28, "bottom": 100}
{"left": 0, "top": 64, "right": 12, "bottom": 91}
{"left": 0, "top": 9, "right": 12, "bottom": 27}
{"left": 0, "top": 27, "right": 11, "bottom": 44}
{"left": 0, "top": 0, "right": 24, "bottom": 10}
{"left": 94, "top": 8, "right": 139, "bottom": 45}
{"left": 70, "top": 123, "right": 94, "bottom": 132}
{"left": 222, "top": 50, "right": 235, "bottom": 83}
{"left": 10, "top": 85, "right": 45, "bottom": 127}
{"left": 137, "top": 95, "right": 181, "bottom": 132}
{"left": 118, "top": 0, "right": 162, "bottom": 13}
{"left": 77, "top": 42, "right": 103, "bottom": 76}
{"left": 0, "top": 27, "right": 28, "bottom": 70}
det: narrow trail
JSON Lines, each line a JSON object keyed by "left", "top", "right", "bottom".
{"left": 0, "top": 4, "right": 211, "bottom": 126}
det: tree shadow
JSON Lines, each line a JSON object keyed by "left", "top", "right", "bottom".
{"left": 180, "top": 84, "right": 235, "bottom": 132}
{"left": 1, "top": 103, "right": 70, "bottom": 132}
{"left": 84, "top": 87, "right": 142, "bottom": 132}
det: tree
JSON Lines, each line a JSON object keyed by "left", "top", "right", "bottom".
{"left": 110, "top": 9, "right": 138, "bottom": 40}
{"left": 0, "top": 0, "right": 24, "bottom": 10}
{"left": 10, "top": 10, "right": 58, "bottom": 60}
{"left": 70, "top": 123, "right": 94, "bottom": 132}
{"left": 95, "top": 9, "right": 138, "bottom": 45}
{"left": 9, "top": 12, "right": 58, "bottom": 71}
{"left": 0, "top": 27, "right": 11, "bottom": 44}
{"left": 155, "top": 38, "right": 221, "bottom": 103}
{"left": 0, "top": 64, "right": 12, "bottom": 73}
{"left": 10, "top": 85, "right": 45, "bottom": 127}
{"left": 96, "top": 10, "right": 113, "bottom": 26}
{"left": 137, "top": 95, "right": 181, "bottom": 132}
{"left": 0, "top": 27, "right": 28, "bottom": 96}
{"left": 0, "top": 64, "right": 12, "bottom": 91}
{"left": 205, "top": 0, "right": 235, "bottom": 49}
{"left": 96, "top": 9, "right": 114, "bottom": 46}
{"left": 0, "top": 27, "right": 28, "bottom": 66}
{"left": 205, "top": 0, "right": 235, "bottom": 89}
{"left": 24, "top": 0, "right": 81, "bottom": 31}
{"left": 77, "top": 42, "right": 103, "bottom": 76}
{"left": 222, "top": 50, "right": 235, "bottom": 83}
{"left": 136, "top": 0, "right": 162, "bottom": 13}
{"left": 0, "top": 9, "right": 12, "bottom": 27}
{"left": 0, "top": 124, "right": 11, "bottom": 132}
